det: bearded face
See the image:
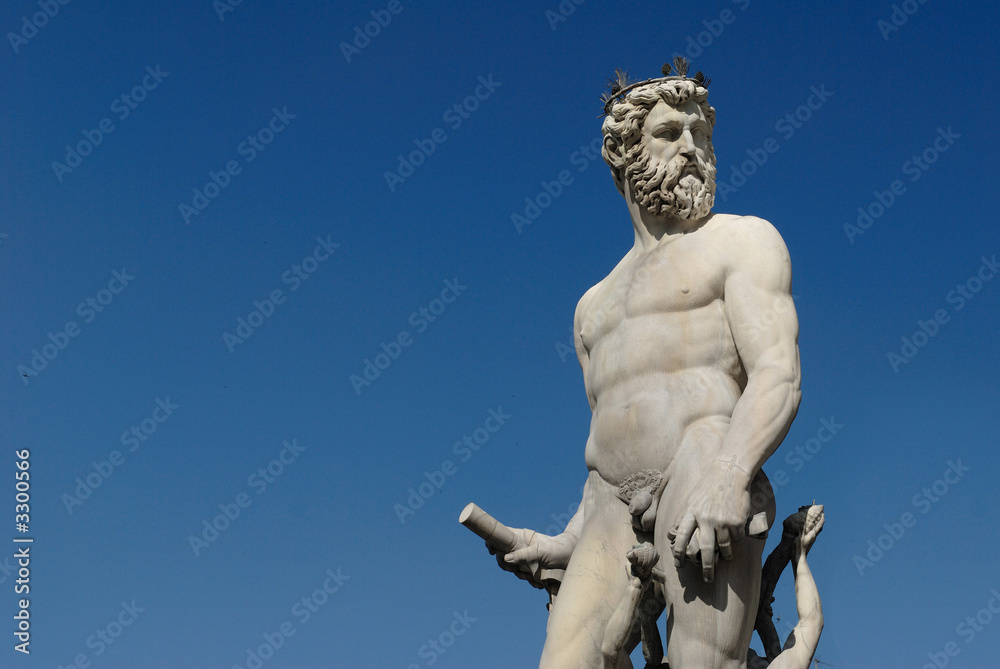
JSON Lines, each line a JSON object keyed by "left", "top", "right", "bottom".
{"left": 627, "top": 142, "right": 717, "bottom": 220}
{"left": 619, "top": 97, "right": 717, "bottom": 220}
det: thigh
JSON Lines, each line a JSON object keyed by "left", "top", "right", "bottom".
{"left": 657, "top": 529, "right": 764, "bottom": 668}
{"left": 653, "top": 433, "right": 766, "bottom": 668}
{"left": 540, "top": 473, "right": 637, "bottom": 669}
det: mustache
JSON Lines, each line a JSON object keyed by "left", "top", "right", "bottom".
{"left": 674, "top": 154, "right": 714, "bottom": 182}
{"left": 681, "top": 161, "right": 701, "bottom": 178}
{"left": 630, "top": 151, "right": 716, "bottom": 219}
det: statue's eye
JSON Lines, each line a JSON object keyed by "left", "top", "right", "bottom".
{"left": 657, "top": 127, "right": 682, "bottom": 142}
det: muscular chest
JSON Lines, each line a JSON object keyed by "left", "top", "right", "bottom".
{"left": 580, "top": 245, "right": 725, "bottom": 352}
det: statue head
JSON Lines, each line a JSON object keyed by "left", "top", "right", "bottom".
{"left": 601, "top": 75, "right": 717, "bottom": 221}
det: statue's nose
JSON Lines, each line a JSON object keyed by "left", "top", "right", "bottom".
{"left": 680, "top": 129, "right": 697, "bottom": 156}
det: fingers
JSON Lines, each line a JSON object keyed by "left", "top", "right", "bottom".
{"left": 804, "top": 505, "right": 825, "bottom": 532}
{"left": 700, "top": 527, "right": 716, "bottom": 583}
{"left": 505, "top": 544, "right": 541, "bottom": 565}
{"left": 716, "top": 527, "right": 733, "bottom": 561}
{"left": 685, "top": 529, "right": 701, "bottom": 564}
{"left": 730, "top": 520, "right": 746, "bottom": 543}
{"left": 801, "top": 515, "right": 825, "bottom": 553}
{"left": 805, "top": 516, "right": 825, "bottom": 541}
{"left": 670, "top": 515, "right": 697, "bottom": 568}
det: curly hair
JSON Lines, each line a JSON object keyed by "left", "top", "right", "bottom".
{"left": 601, "top": 80, "right": 716, "bottom": 197}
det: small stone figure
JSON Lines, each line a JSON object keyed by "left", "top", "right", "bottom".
{"left": 748, "top": 505, "right": 825, "bottom": 669}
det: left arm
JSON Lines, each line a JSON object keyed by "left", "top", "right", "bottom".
{"left": 716, "top": 216, "right": 801, "bottom": 482}
{"left": 671, "top": 217, "right": 801, "bottom": 580}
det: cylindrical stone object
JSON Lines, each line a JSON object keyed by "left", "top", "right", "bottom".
{"left": 459, "top": 502, "right": 518, "bottom": 552}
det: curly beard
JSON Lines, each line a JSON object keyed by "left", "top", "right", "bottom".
{"left": 627, "top": 147, "right": 717, "bottom": 220}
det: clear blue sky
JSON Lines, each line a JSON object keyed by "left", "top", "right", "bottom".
{"left": 2, "top": 1, "right": 999, "bottom": 667}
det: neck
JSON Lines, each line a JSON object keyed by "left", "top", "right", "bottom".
{"left": 624, "top": 185, "right": 710, "bottom": 252}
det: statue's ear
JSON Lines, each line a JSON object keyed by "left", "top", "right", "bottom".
{"left": 603, "top": 135, "right": 625, "bottom": 171}
{"left": 602, "top": 135, "right": 627, "bottom": 195}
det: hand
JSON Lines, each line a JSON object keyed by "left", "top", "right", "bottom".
{"left": 487, "top": 528, "right": 576, "bottom": 589}
{"left": 669, "top": 462, "right": 751, "bottom": 583}
{"left": 797, "top": 504, "right": 825, "bottom": 557}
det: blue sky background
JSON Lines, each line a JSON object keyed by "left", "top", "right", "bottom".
{"left": 2, "top": 1, "right": 999, "bottom": 667}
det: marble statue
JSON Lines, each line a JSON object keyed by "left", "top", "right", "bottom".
{"left": 462, "top": 58, "right": 820, "bottom": 669}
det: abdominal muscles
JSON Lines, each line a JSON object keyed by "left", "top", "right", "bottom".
{"left": 584, "top": 368, "right": 740, "bottom": 485}
{"left": 581, "top": 303, "right": 743, "bottom": 486}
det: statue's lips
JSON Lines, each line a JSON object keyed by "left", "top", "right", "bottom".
{"left": 680, "top": 163, "right": 702, "bottom": 179}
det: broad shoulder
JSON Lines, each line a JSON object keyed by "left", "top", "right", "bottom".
{"left": 705, "top": 213, "right": 792, "bottom": 284}
{"left": 705, "top": 213, "right": 787, "bottom": 250}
